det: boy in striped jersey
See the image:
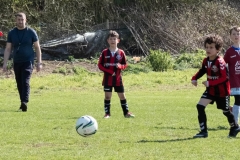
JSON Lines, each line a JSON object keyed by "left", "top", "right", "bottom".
{"left": 98, "top": 30, "right": 134, "bottom": 118}
{"left": 191, "top": 34, "right": 240, "bottom": 138}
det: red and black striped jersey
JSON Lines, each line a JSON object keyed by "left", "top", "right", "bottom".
{"left": 98, "top": 48, "right": 127, "bottom": 86}
{"left": 191, "top": 56, "right": 230, "bottom": 97}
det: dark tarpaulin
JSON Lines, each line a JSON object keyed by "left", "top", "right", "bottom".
{"left": 0, "top": 28, "right": 141, "bottom": 59}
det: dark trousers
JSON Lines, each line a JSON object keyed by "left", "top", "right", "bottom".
{"left": 13, "top": 61, "right": 33, "bottom": 103}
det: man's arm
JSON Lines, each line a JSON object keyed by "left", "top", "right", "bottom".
{"left": 3, "top": 42, "right": 12, "bottom": 72}
{"left": 33, "top": 40, "right": 42, "bottom": 72}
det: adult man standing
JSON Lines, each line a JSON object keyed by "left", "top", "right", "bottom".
{"left": 3, "top": 12, "right": 42, "bottom": 112}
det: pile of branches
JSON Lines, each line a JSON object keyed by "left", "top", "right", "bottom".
{"left": 109, "top": 0, "right": 240, "bottom": 55}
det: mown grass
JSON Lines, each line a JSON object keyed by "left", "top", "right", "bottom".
{"left": 0, "top": 69, "right": 239, "bottom": 160}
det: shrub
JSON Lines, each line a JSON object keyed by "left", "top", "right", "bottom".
{"left": 68, "top": 56, "right": 75, "bottom": 62}
{"left": 72, "top": 66, "right": 88, "bottom": 75}
{"left": 124, "top": 62, "right": 151, "bottom": 74}
{"left": 58, "top": 67, "right": 67, "bottom": 74}
{"left": 174, "top": 49, "right": 206, "bottom": 70}
{"left": 147, "top": 49, "right": 173, "bottom": 72}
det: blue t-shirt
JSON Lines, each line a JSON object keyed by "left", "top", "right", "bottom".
{"left": 7, "top": 27, "right": 38, "bottom": 63}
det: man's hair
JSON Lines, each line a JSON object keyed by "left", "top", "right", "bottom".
{"left": 15, "top": 12, "right": 26, "bottom": 19}
{"left": 204, "top": 34, "right": 223, "bottom": 50}
{"left": 107, "top": 30, "right": 119, "bottom": 39}
{"left": 229, "top": 26, "right": 240, "bottom": 34}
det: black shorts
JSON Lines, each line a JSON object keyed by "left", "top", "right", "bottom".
{"left": 201, "top": 91, "right": 230, "bottom": 110}
{"left": 233, "top": 95, "right": 240, "bottom": 106}
{"left": 104, "top": 86, "right": 124, "bottom": 93}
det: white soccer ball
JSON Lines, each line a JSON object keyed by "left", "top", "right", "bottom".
{"left": 76, "top": 115, "right": 98, "bottom": 137}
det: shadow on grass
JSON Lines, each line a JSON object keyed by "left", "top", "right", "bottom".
{"left": 137, "top": 137, "right": 195, "bottom": 143}
{"left": 0, "top": 109, "right": 20, "bottom": 112}
{"left": 0, "top": 110, "right": 9, "bottom": 112}
{"left": 156, "top": 125, "right": 228, "bottom": 131}
{"left": 136, "top": 136, "right": 240, "bottom": 143}
{"left": 134, "top": 126, "right": 231, "bottom": 143}
{"left": 155, "top": 126, "right": 196, "bottom": 130}
{"left": 208, "top": 126, "right": 228, "bottom": 131}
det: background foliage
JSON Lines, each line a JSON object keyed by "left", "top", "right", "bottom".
{"left": 1, "top": 0, "right": 240, "bottom": 55}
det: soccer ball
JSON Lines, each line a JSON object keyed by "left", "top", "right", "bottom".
{"left": 75, "top": 115, "right": 98, "bottom": 137}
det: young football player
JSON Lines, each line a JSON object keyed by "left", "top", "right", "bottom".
{"left": 98, "top": 30, "right": 135, "bottom": 118}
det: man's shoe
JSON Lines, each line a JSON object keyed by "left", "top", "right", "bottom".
{"left": 124, "top": 112, "right": 135, "bottom": 118}
{"left": 103, "top": 114, "right": 110, "bottom": 118}
{"left": 19, "top": 102, "right": 27, "bottom": 112}
{"left": 193, "top": 131, "right": 208, "bottom": 138}
{"left": 228, "top": 127, "right": 240, "bottom": 138}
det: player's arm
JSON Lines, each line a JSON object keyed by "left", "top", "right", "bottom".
{"left": 116, "top": 51, "right": 127, "bottom": 70}
{"left": 97, "top": 52, "right": 114, "bottom": 75}
{"left": 3, "top": 42, "right": 12, "bottom": 72}
{"left": 116, "top": 63, "right": 127, "bottom": 70}
{"left": 191, "top": 59, "right": 206, "bottom": 85}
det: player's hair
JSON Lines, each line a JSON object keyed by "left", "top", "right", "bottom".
{"left": 204, "top": 34, "right": 223, "bottom": 50}
{"left": 107, "top": 30, "right": 119, "bottom": 39}
{"left": 229, "top": 26, "right": 240, "bottom": 34}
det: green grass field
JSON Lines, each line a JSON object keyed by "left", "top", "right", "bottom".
{"left": 0, "top": 69, "right": 240, "bottom": 160}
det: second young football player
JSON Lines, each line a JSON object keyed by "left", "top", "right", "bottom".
{"left": 224, "top": 26, "right": 240, "bottom": 125}
{"left": 191, "top": 34, "right": 240, "bottom": 138}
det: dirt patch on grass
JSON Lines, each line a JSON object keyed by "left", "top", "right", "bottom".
{"left": 41, "top": 60, "right": 100, "bottom": 74}
{"left": 0, "top": 60, "right": 100, "bottom": 78}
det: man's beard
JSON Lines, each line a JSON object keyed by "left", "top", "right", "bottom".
{"left": 17, "top": 23, "right": 25, "bottom": 29}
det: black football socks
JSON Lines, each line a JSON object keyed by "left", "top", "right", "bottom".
{"left": 104, "top": 99, "right": 110, "bottom": 115}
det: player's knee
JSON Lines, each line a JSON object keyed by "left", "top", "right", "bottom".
{"left": 105, "top": 97, "right": 111, "bottom": 100}
{"left": 105, "top": 95, "right": 112, "bottom": 100}
{"left": 196, "top": 104, "right": 205, "bottom": 113}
